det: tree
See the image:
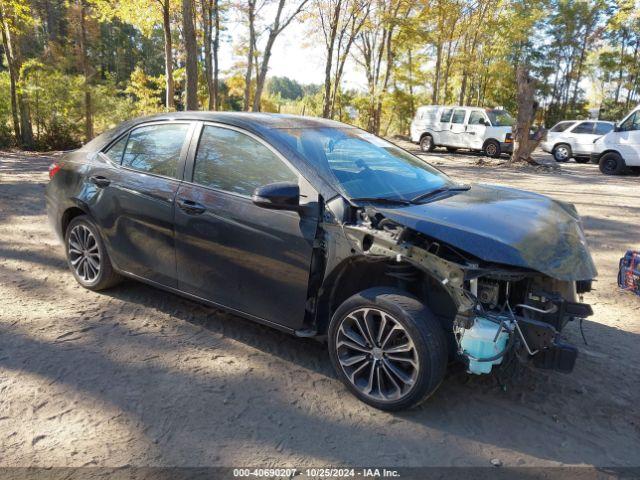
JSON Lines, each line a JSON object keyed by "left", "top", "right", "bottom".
{"left": 0, "top": 0, "right": 34, "bottom": 148}
{"left": 251, "top": 0, "right": 310, "bottom": 111}
{"left": 353, "top": 0, "right": 411, "bottom": 134}
{"left": 511, "top": 66, "right": 542, "bottom": 164}
{"left": 78, "top": 0, "right": 93, "bottom": 140}
{"left": 182, "top": 0, "right": 198, "bottom": 109}
{"left": 200, "top": 0, "right": 222, "bottom": 109}
{"left": 315, "top": 0, "right": 370, "bottom": 118}
{"left": 93, "top": 0, "right": 177, "bottom": 109}
{"left": 242, "top": 0, "right": 256, "bottom": 111}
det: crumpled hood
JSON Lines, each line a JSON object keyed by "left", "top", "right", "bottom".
{"left": 375, "top": 184, "right": 597, "bottom": 281}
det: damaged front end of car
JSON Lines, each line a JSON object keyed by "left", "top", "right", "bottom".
{"left": 311, "top": 186, "right": 597, "bottom": 378}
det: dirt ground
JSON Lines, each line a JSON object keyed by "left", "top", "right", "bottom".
{"left": 0, "top": 145, "right": 639, "bottom": 469}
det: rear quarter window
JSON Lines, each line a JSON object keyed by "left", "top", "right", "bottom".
{"left": 550, "top": 121, "right": 576, "bottom": 133}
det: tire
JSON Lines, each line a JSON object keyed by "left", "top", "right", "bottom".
{"left": 328, "top": 287, "right": 448, "bottom": 411}
{"left": 419, "top": 135, "right": 435, "bottom": 152}
{"left": 65, "top": 215, "right": 122, "bottom": 291}
{"left": 575, "top": 157, "right": 590, "bottom": 164}
{"left": 483, "top": 139, "right": 501, "bottom": 158}
{"left": 552, "top": 143, "right": 571, "bottom": 162}
{"left": 446, "top": 147, "right": 458, "bottom": 153}
{"left": 599, "top": 152, "right": 627, "bottom": 175}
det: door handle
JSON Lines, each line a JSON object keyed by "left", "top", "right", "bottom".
{"left": 177, "top": 198, "right": 206, "bottom": 215}
{"left": 89, "top": 175, "right": 111, "bottom": 188}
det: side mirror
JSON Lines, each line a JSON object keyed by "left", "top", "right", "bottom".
{"left": 613, "top": 123, "right": 621, "bottom": 132}
{"left": 252, "top": 182, "right": 300, "bottom": 211}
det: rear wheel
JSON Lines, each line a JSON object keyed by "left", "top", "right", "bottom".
{"left": 419, "top": 134, "right": 435, "bottom": 152}
{"left": 328, "top": 287, "right": 448, "bottom": 411}
{"left": 599, "top": 152, "right": 627, "bottom": 175}
{"left": 65, "top": 215, "right": 122, "bottom": 291}
{"left": 483, "top": 139, "right": 501, "bottom": 158}
{"left": 553, "top": 143, "right": 571, "bottom": 162}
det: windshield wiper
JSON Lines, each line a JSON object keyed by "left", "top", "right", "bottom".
{"left": 411, "top": 184, "right": 471, "bottom": 203}
{"left": 349, "top": 197, "right": 412, "bottom": 206}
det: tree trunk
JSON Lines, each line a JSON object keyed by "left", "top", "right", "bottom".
{"left": 511, "top": 66, "right": 542, "bottom": 165}
{"left": 322, "top": 0, "right": 341, "bottom": 118}
{"left": 432, "top": 41, "right": 441, "bottom": 103}
{"left": 0, "top": 6, "right": 21, "bottom": 143}
{"left": 183, "top": 0, "right": 199, "bottom": 110}
{"left": 202, "top": 0, "right": 214, "bottom": 110}
{"left": 79, "top": 0, "right": 93, "bottom": 141}
{"left": 161, "top": 0, "right": 175, "bottom": 109}
{"left": 212, "top": 0, "right": 220, "bottom": 110}
{"left": 243, "top": 0, "right": 256, "bottom": 111}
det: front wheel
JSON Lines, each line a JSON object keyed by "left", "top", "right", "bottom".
{"left": 328, "top": 288, "right": 448, "bottom": 411}
{"left": 599, "top": 152, "right": 627, "bottom": 175}
{"left": 65, "top": 215, "right": 122, "bottom": 291}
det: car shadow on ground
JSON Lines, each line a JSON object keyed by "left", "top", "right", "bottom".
{"left": 2, "top": 266, "right": 638, "bottom": 466}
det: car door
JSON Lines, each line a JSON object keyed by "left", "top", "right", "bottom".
{"left": 616, "top": 110, "right": 640, "bottom": 165}
{"left": 449, "top": 109, "right": 468, "bottom": 147}
{"left": 464, "top": 110, "right": 488, "bottom": 150}
{"left": 568, "top": 121, "right": 597, "bottom": 155}
{"left": 174, "top": 123, "right": 319, "bottom": 330}
{"left": 437, "top": 108, "right": 453, "bottom": 145}
{"left": 92, "top": 121, "right": 193, "bottom": 287}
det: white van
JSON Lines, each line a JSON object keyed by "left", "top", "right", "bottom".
{"left": 591, "top": 106, "right": 640, "bottom": 175}
{"left": 410, "top": 105, "right": 514, "bottom": 157}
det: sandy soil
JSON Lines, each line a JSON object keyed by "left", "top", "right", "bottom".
{"left": 0, "top": 146, "right": 639, "bottom": 468}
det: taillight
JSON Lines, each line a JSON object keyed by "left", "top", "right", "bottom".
{"left": 505, "top": 132, "right": 513, "bottom": 143}
{"left": 48, "top": 162, "right": 62, "bottom": 179}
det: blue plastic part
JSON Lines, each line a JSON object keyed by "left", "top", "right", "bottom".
{"left": 460, "top": 316, "right": 510, "bottom": 375}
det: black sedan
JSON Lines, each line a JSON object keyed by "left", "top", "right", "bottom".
{"left": 46, "top": 112, "right": 596, "bottom": 410}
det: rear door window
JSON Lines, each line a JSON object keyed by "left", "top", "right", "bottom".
{"left": 572, "top": 122, "right": 596, "bottom": 134}
{"left": 121, "top": 123, "right": 190, "bottom": 179}
{"left": 440, "top": 109, "right": 453, "bottom": 123}
{"left": 550, "top": 121, "right": 576, "bottom": 132}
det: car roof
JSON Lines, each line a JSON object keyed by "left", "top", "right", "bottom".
{"left": 127, "top": 111, "right": 351, "bottom": 131}
{"left": 557, "top": 119, "right": 613, "bottom": 124}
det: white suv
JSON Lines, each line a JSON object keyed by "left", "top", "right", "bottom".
{"left": 591, "top": 106, "right": 640, "bottom": 175}
{"left": 541, "top": 120, "right": 614, "bottom": 163}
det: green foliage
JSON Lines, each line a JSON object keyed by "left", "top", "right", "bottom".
{"left": 0, "top": 72, "right": 14, "bottom": 147}
{"left": 267, "top": 77, "right": 302, "bottom": 100}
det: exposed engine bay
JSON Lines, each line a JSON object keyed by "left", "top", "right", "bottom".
{"left": 322, "top": 197, "right": 595, "bottom": 377}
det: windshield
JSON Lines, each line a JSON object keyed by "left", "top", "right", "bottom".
{"left": 279, "top": 127, "right": 453, "bottom": 201}
{"left": 486, "top": 110, "right": 514, "bottom": 127}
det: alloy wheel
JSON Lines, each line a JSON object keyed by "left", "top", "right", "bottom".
{"left": 554, "top": 145, "right": 569, "bottom": 161}
{"left": 68, "top": 224, "right": 101, "bottom": 283}
{"left": 335, "top": 308, "right": 419, "bottom": 402}
{"left": 486, "top": 143, "right": 497, "bottom": 156}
